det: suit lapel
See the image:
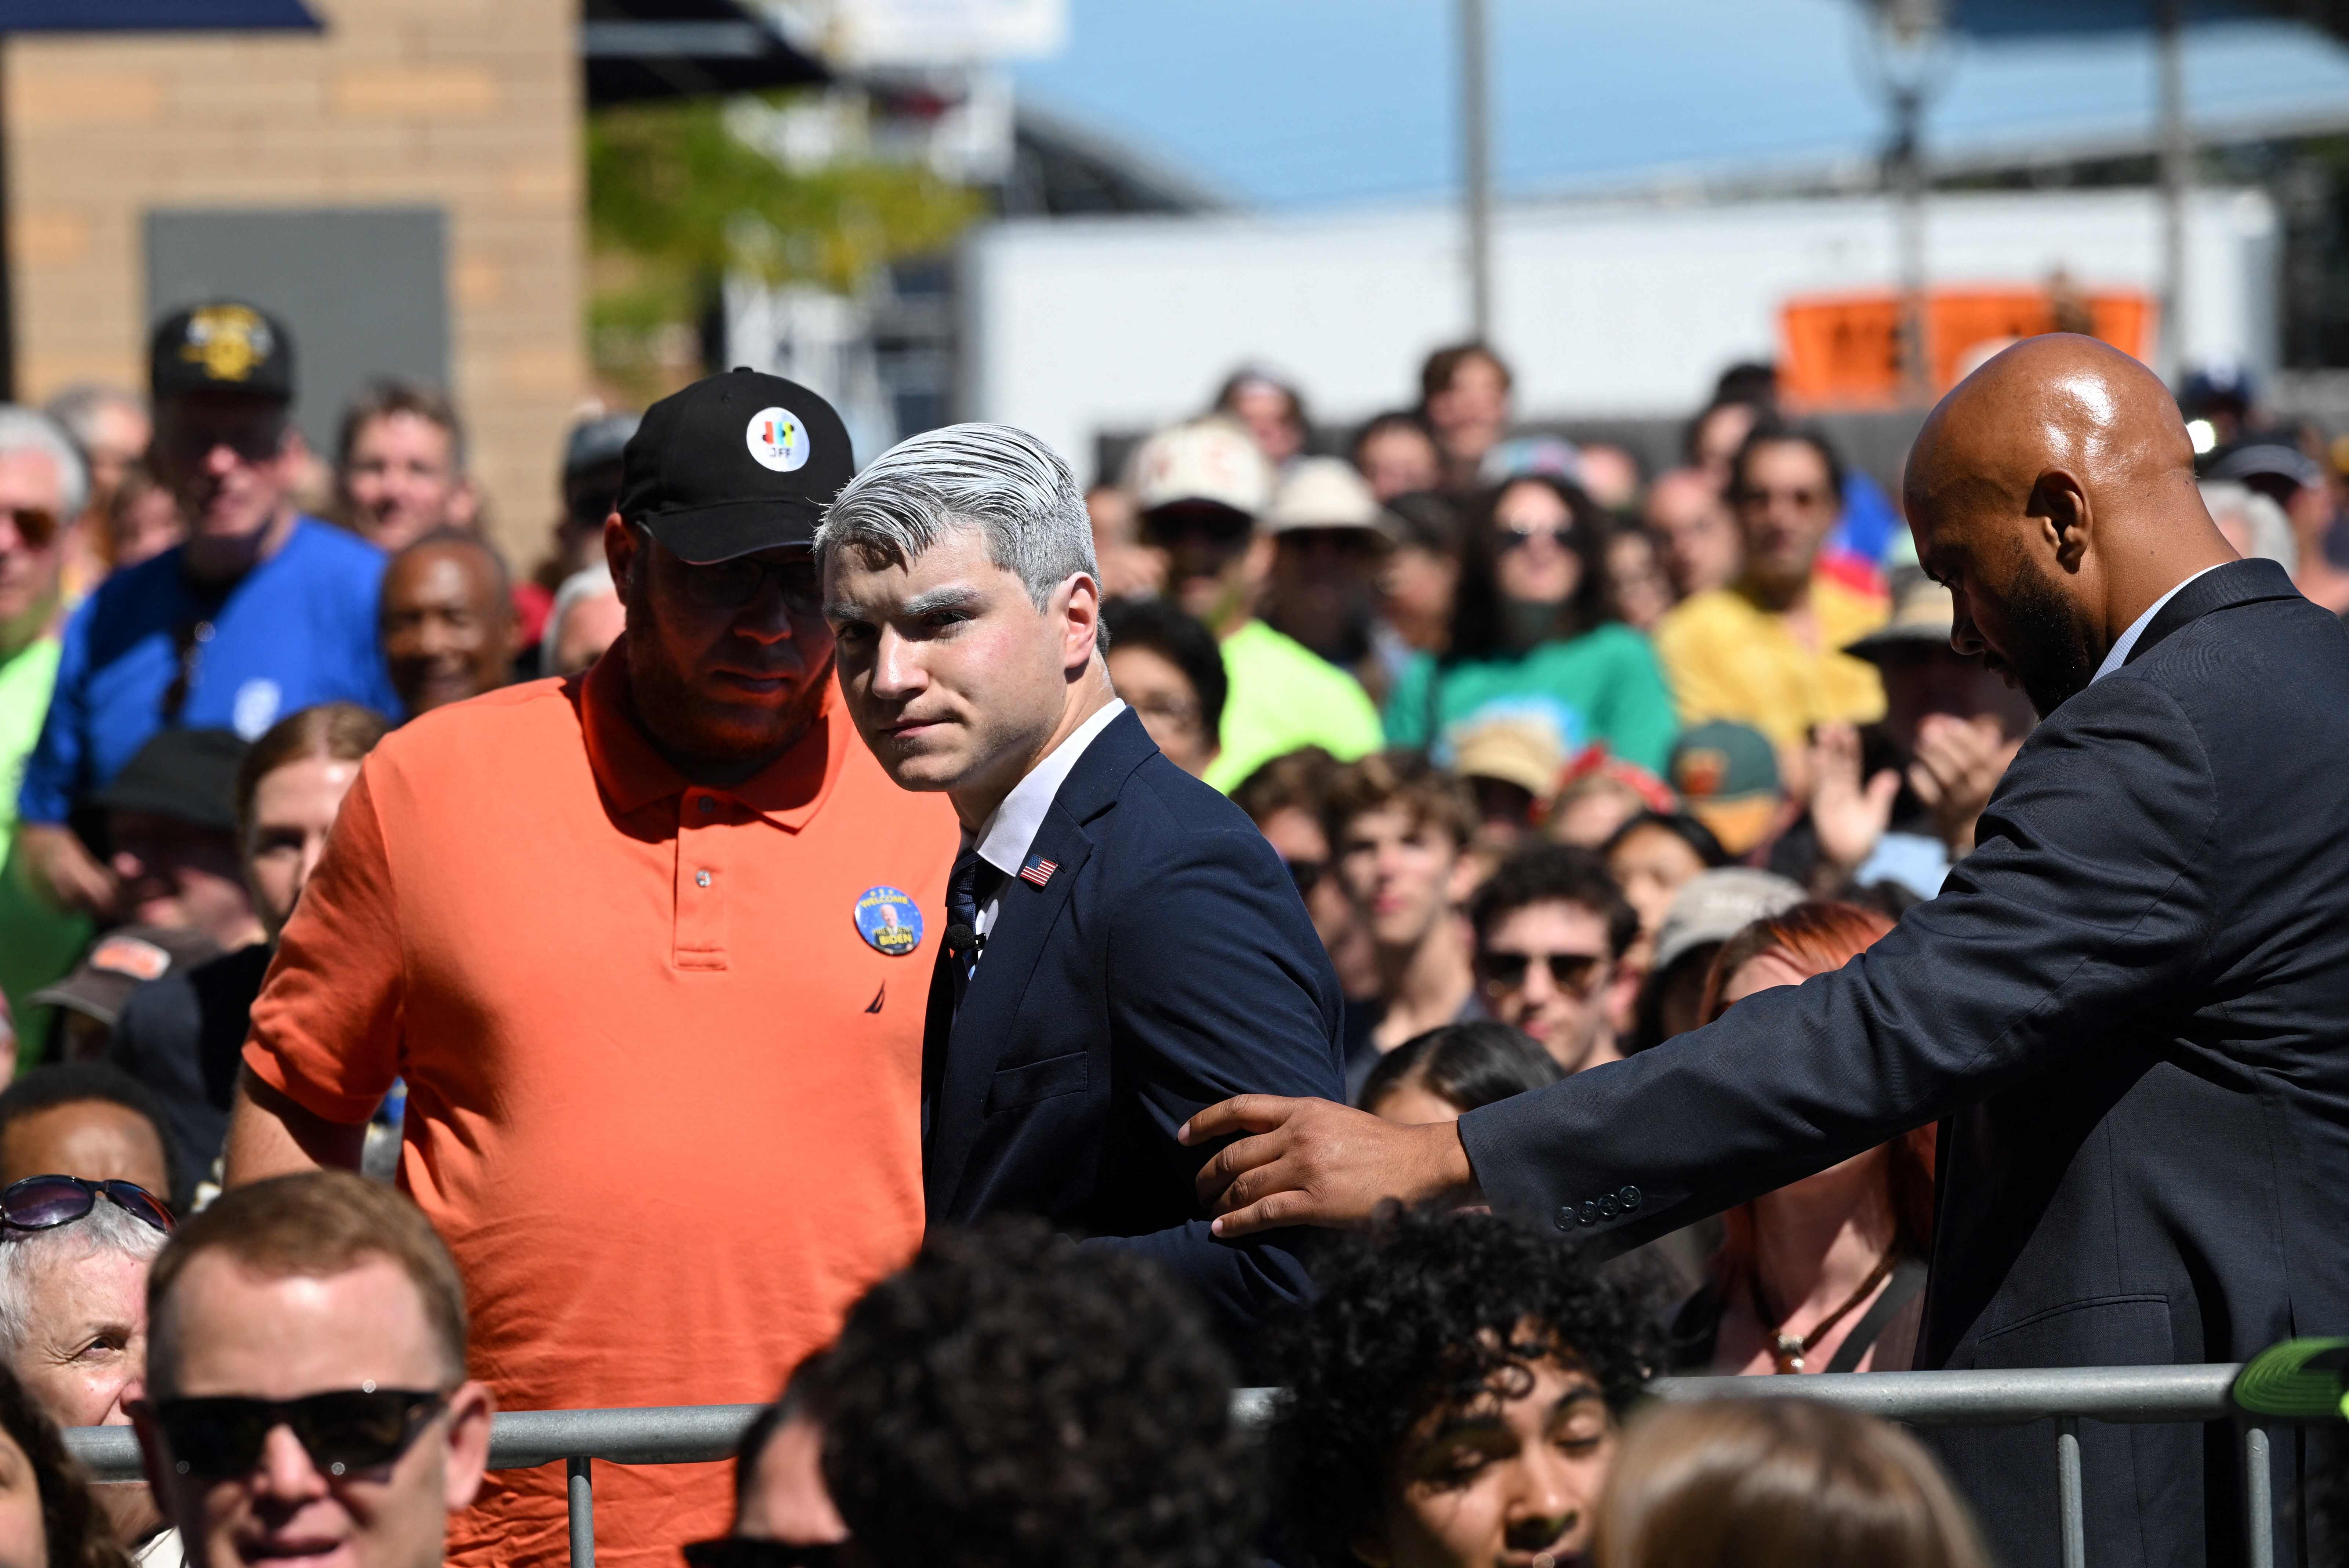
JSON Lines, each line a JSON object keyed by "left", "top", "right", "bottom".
{"left": 2124, "top": 558, "right": 2301, "bottom": 669}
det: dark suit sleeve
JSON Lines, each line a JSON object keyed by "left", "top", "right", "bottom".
{"left": 1086, "top": 809, "right": 1346, "bottom": 1331}
{"left": 1461, "top": 674, "right": 2221, "bottom": 1247}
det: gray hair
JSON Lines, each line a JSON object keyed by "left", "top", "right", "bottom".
{"left": 542, "top": 563, "right": 620, "bottom": 678}
{"left": 816, "top": 423, "right": 1096, "bottom": 609}
{"left": 0, "top": 1199, "right": 164, "bottom": 1358}
{"left": 0, "top": 406, "right": 91, "bottom": 521}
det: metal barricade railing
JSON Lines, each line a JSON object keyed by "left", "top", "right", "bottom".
{"left": 62, "top": 1366, "right": 2267, "bottom": 1568}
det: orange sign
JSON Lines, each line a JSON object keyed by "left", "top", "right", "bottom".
{"left": 1779, "top": 286, "right": 2156, "bottom": 409}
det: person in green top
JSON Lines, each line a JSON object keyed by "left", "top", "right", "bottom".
{"left": 1385, "top": 472, "right": 1677, "bottom": 776}
{"left": 0, "top": 408, "right": 98, "bottom": 1067}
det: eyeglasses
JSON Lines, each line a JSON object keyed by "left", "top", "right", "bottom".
{"left": 1286, "top": 858, "right": 1327, "bottom": 897}
{"left": 683, "top": 1539, "right": 848, "bottom": 1568}
{"left": 146, "top": 1388, "right": 449, "bottom": 1480}
{"left": 1497, "top": 523, "right": 1575, "bottom": 552}
{"left": 1479, "top": 950, "right": 1606, "bottom": 995}
{"left": 0, "top": 506, "right": 60, "bottom": 549}
{"left": 1128, "top": 693, "right": 1203, "bottom": 734}
{"left": 1, "top": 1175, "right": 174, "bottom": 1236}
{"left": 1734, "top": 485, "right": 1829, "bottom": 512}
{"left": 677, "top": 553, "right": 825, "bottom": 614}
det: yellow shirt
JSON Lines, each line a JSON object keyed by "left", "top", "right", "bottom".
{"left": 1654, "top": 574, "right": 1889, "bottom": 748}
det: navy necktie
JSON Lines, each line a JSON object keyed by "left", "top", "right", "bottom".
{"left": 944, "top": 852, "right": 1002, "bottom": 1012}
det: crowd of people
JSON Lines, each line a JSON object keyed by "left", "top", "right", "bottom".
{"left": 0, "top": 296, "right": 2342, "bottom": 1568}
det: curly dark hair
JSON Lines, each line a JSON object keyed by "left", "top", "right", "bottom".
{"left": 1268, "top": 1209, "right": 1660, "bottom": 1568}
{"left": 1470, "top": 842, "right": 1639, "bottom": 959}
{"left": 0, "top": 1359, "right": 127, "bottom": 1568}
{"left": 811, "top": 1220, "right": 1256, "bottom": 1568}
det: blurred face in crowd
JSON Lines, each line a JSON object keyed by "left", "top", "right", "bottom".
{"left": 1732, "top": 439, "right": 1838, "bottom": 602}
{"left": 1256, "top": 806, "right": 1373, "bottom": 992}
{"left": 827, "top": 525, "right": 1101, "bottom": 814}
{"left": 549, "top": 584, "right": 627, "bottom": 679}
{"left": 1492, "top": 482, "right": 1582, "bottom": 607}
{"left": 1546, "top": 780, "right": 1642, "bottom": 850}
{"left": 1226, "top": 380, "right": 1306, "bottom": 468}
{"left": 1426, "top": 353, "right": 1511, "bottom": 468}
{"left": 112, "top": 482, "right": 186, "bottom": 571}
{"left": 1267, "top": 527, "right": 1385, "bottom": 661}
{"left": 0, "top": 1423, "right": 45, "bottom": 1568}
{"left": 1359, "top": 1342, "right": 1616, "bottom": 1568}
{"left": 342, "top": 413, "right": 468, "bottom": 554}
{"left": 1605, "top": 823, "right": 1706, "bottom": 953}
{"left": 1106, "top": 642, "right": 1216, "bottom": 779}
{"left": 1690, "top": 402, "right": 1758, "bottom": 488}
{"left": 0, "top": 446, "right": 66, "bottom": 656}
{"left": 730, "top": 1407, "right": 846, "bottom": 1550}
{"left": 139, "top": 1253, "right": 492, "bottom": 1568}
{"left": 73, "top": 396, "right": 152, "bottom": 515}
{"left": 0, "top": 1101, "right": 171, "bottom": 1194}
{"left": 1573, "top": 444, "right": 1641, "bottom": 512}
{"left": 5, "top": 1232, "right": 158, "bottom": 1545}
{"left": 380, "top": 540, "right": 514, "bottom": 716}
{"left": 610, "top": 519, "right": 835, "bottom": 769}
{"left": 151, "top": 392, "right": 305, "bottom": 548}
{"left": 1338, "top": 805, "right": 1469, "bottom": 954}
{"left": 1643, "top": 469, "right": 1740, "bottom": 599}
{"left": 1604, "top": 530, "right": 1673, "bottom": 632}
{"left": 107, "top": 811, "right": 258, "bottom": 951}
{"left": 1382, "top": 541, "right": 1459, "bottom": 654}
{"left": 1140, "top": 503, "right": 1256, "bottom": 623}
{"left": 244, "top": 752, "right": 364, "bottom": 940}
{"left": 1357, "top": 424, "right": 1442, "bottom": 502}
{"left": 1478, "top": 900, "right": 1617, "bottom": 1073}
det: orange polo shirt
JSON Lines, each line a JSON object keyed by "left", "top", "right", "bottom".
{"left": 244, "top": 642, "right": 955, "bottom": 1568}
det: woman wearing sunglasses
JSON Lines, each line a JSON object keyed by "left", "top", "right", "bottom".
{"left": 1383, "top": 475, "right": 1678, "bottom": 784}
{"left": 0, "top": 1174, "right": 174, "bottom": 1567}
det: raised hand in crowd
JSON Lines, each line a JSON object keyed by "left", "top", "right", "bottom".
{"left": 1804, "top": 722, "right": 1900, "bottom": 890}
{"left": 15, "top": 822, "right": 121, "bottom": 922}
{"left": 1906, "top": 711, "right": 2016, "bottom": 859}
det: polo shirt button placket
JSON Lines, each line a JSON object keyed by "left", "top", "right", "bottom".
{"left": 676, "top": 793, "right": 730, "bottom": 969}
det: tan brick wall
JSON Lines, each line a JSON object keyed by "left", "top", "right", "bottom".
{"left": 4, "top": 0, "right": 586, "bottom": 567}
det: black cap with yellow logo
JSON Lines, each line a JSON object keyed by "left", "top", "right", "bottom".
{"left": 149, "top": 300, "right": 294, "bottom": 402}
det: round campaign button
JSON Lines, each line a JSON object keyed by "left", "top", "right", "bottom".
{"left": 745, "top": 406, "right": 810, "bottom": 473}
{"left": 853, "top": 886, "right": 923, "bottom": 957}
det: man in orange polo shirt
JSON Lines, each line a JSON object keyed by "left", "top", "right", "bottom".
{"left": 221, "top": 371, "right": 956, "bottom": 1568}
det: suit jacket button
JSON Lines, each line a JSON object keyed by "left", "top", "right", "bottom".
{"left": 1579, "top": 1201, "right": 1601, "bottom": 1225}
{"left": 1598, "top": 1194, "right": 1619, "bottom": 1217}
{"left": 1554, "top": 1206, "right": 1579, "bottom": 1231}
{"left": 1619, "top": 1185, "right": 1643, "bottom": 1211}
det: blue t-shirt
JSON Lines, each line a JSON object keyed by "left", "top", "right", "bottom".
{"left": 18, "top": 518, "right": 399, "bottom": 825}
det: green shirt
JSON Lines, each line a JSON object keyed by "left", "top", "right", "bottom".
{"left": 1382, "top": 623, "right": 1679, "bottom": 775}
{"left": 1202, "top": 620, "right": 1386, "bottom": 794}
{"left": 0, "top": 637, "right": 92, "bottom": 1061}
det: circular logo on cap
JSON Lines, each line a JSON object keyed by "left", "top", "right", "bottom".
{"left": 853, "top": 886, "right": 923, "bottom": 957}
{"left": 746, "top": 407, "right": 810, "bottom": 473}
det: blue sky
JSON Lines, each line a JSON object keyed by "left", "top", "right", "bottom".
{"left": 1011, "top": 0, "right": 2349, "bottom": 208}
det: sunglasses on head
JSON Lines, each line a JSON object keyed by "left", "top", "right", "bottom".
{"left": 147, "top": 1387, "right": 448, "bottom": 1481}
{"left": 1, "top": 1175, "right": 173, "bottom": 1237}
{"left": 683, "top": 1540, "right": 849, "bottom": 1568}
{"left": 1479, "top": 950, "right": 1605, "bottom": 995}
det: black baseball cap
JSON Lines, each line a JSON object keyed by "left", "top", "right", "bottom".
{"left": 616, "top": 369, "right": 853, "bottom": 563}
{"left": 95, "top": 728, "right": 248, "bottom": 832}
{"left": 150, "top": 301, "right": 294, "bottom": 402}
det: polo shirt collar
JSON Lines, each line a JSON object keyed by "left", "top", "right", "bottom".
{"left": 580, "top": 636, "right": 849, "bottom": 830}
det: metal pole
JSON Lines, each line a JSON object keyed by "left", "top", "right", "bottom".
{"left": 568, "top": 1455, "right": 595, "bottom": 1568}
{"left": 1894, "top": 81, "right": 1930, "bottom": 405}
{"left": 2056, "top": 1416, "right": 2087, "bottom": 1568}
{"left": 1457, "top": 0, "right": 1493, "bottom": 342}
{"left": 2244, "top": 1425, "right": 2274, "bottom": 1568}
{"left": 2155, "top": 0, "right": 2190, "bottom": 381}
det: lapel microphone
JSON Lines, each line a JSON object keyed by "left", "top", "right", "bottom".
{"left": 945, "top": 922, "right": 984, "bottom": 957}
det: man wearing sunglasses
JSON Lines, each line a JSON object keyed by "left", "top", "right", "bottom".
{"left": 17, "top": 302, "right": 399, "bottom": 926}
{"left": 228, "top": 370, "right": 956, "bottom": 1568}
{"left": 131, "top": 1171, "right": 491, "bottom": 1568}
{"left": 1467, "top": 845, "right": 1640, "bottom": 1077}
{"left": 1652, "top": 419, "right": 1888, "bottom": 757}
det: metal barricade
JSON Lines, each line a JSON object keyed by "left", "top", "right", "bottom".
{"left": 64, "top": 1366, "right": 2271, "bottom": 1568}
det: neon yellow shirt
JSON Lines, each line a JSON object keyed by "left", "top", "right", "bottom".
{"left": 1203, "top": 620, "right": 1385, "bottom": 794}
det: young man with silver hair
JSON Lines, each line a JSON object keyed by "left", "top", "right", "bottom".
{"left": 819, "top": 422, "right": 1345, "bottom": 1344}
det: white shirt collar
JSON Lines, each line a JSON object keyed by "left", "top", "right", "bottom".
{"left": 2090, "top": 563, "right": 2226, "bottom": 685}
{"left": 970, "top": 698, "right": 1128, "bottom": 877}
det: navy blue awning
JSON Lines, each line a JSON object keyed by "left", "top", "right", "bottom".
{"left": 0, "top": 0, "right": 320, "bottom": 30}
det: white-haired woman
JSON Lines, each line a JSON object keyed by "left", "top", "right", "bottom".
{"left": 0, "top": 1175, "right": 174, "bottom": 1565}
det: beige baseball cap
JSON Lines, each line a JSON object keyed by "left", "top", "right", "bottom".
{"left": 1261, "top": 457, "right": 1396, "bottom": 539}
{"left": 1128, "top": 417, "right": 1274, "bottom": 517}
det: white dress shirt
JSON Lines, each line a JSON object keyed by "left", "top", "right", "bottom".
{"left": 2090, "top": 563, "right": 2225, "bottom": 685}
{"left": 963, "top": 698, "right": 1127, "bottom": 958}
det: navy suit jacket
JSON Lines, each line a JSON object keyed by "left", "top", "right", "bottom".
{"left": 923, "top": 707, "right": 1347, "bottom": 1343}
{"left": 1460, "top": 561, "right": 2349, "bottom": 1568}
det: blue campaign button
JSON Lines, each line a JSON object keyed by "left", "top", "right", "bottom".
{"left": 853, "top": 886, "right": 924, "bottom": 957}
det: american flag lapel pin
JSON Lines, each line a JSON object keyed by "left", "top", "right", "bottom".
{"left": 1018, "top": 852, "right": 1059, "bottom": 888}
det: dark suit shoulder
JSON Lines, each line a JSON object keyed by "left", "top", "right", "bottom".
{"left": 1098, "top": 751, "right": 1295, "bottom": 872}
